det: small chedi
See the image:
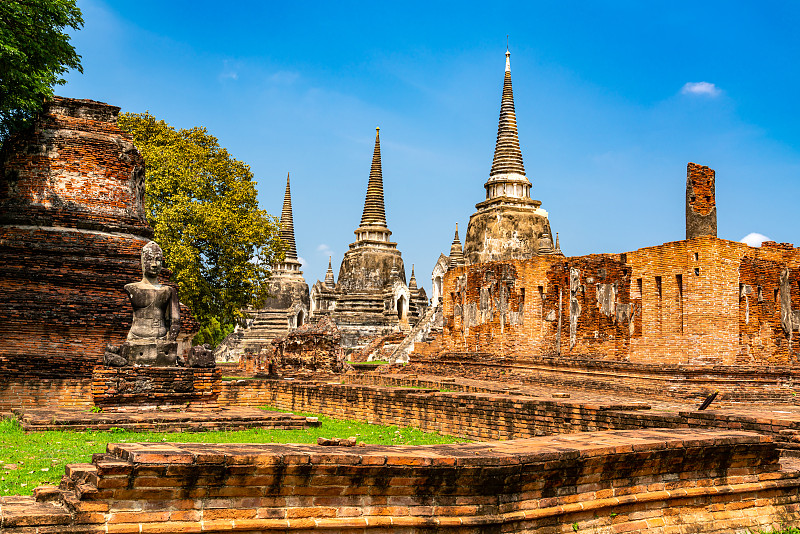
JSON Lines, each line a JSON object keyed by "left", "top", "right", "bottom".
{"left": 104, "top": 242, "right": 180, "bottom": 367}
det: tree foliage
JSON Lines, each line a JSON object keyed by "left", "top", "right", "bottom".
{"left": 0, "top": 0, "right": 83, "bottom": 141}
{"left": 118, "top": 112, "right": 284, "bottom": 341}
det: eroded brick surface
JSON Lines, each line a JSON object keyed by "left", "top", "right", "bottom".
{"left": 686, "top": 162, "right": 717, "bottom": 238}
{"left": 0, "top": 97, "right": 198, "bottom": 387}
{"left": 5, "top": 430, "right": 800, "bottom": 533}
{"left": 430, "top": 236, "right": 800, "bottom": 371}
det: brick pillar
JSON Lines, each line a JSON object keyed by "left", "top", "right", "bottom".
{"left": 686, "top": 162, "right": 717, "bottom": 239}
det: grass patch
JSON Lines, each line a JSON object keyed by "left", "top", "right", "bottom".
{"left": 0, "top": 412, "right": 466, "bottom": 496}
{"left": 346, "top": 360, "right": 389, "bottom": 365}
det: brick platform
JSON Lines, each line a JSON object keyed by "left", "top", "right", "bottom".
{"left": 12, "top": 407, "right": 319, "bottom": 432}
{"left": 4, "top": 429, "right": 800, "bottom": 533}
{"left": 219, "top": 376, "right": 800, "bottom": 456}
{"left": 92, "top": 367, "right": 221, "bottom": 410}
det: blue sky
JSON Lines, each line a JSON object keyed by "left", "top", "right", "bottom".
{"left": 61, "top": 1, "right": 800, "bottom": 294}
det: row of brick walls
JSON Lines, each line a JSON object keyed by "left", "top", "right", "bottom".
{"left": 404, "top": 351, "right": 800, "bottom": 403}
{"left": 3, "top": 373, "right": 800, "bottom": 446}
{"left": 217, "top": 379, "right": 800, "bottom": 450}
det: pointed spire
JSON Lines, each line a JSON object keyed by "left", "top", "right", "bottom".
{"left": 324, "top": 256, "right": 335, "bottom": 288}
{"left": 449, "top": 223, "right": 465, "bottom": 269}
{"left": 489, "top": 48, "right": 526, "bottom": 178}
{"left": 409, "top": 264, "right": 418, "bottom": 289}
{"left": 360, "top": 127, "right": 387, "bottom": 228}
{"left": 279, "top": 172, "right": 298, "bottom": 261}
{"left": 555, "top": 232, "right": 561, "bottom": 254}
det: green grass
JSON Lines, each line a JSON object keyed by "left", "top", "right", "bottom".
{"left": 0, "top": 411, "right": 466, "bottom": 496}
{"left": 346, "top": 360, "right": 390, "bottom": 365}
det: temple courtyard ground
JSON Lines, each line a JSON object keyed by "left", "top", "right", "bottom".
{"left": 2, "top": 369, "right": 800, "bottom": 532}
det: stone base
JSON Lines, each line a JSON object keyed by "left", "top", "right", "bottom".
{"left": 92, "top": 366, "right": 220, "bottom": 409}
{"left": 120, "top": 339, "right": 177, "bottom": 366}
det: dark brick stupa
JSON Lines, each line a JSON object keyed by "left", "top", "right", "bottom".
{"left": 0, "top": 97, "right": 196, "bottom": 379}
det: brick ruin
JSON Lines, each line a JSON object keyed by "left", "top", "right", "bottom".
{"left": 0, "top": 97, "right": 195, "bottom": 381}
{"left": 235, "top": 316, "right": 344, "bottom": 376}
{"left": 434, "top": 232, "right": 799, "bottom": 365}
{"left": 412, "top": 165, "right": 800, "bottom": 401}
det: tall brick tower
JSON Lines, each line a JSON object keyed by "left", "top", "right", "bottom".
{"left": 685, "top": 162, "right": 717, "bottom": 239}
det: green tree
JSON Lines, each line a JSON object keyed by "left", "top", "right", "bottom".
{"left": 117, "top": 112, "right": 285, "bottom": 344}
{"left": 0, "top": 0, "right": 83, "bottom": 141}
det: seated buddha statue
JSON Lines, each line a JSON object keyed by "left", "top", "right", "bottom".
{"left": 119, "top": 241, "right": 180, "bottom": 366}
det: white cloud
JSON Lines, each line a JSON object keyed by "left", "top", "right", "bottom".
{"left": 298, "top": 256, "right": 307, "bottom": 268}
{"left": 681, "top": 82, "right": 721, "bottom": 97}
{"left": 317, "top": 243, "right": 332, "bottom": 255}
{"left": 740, "top": 232, "right": 772, "bottom": 247}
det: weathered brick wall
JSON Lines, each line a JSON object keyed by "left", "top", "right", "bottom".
{"left": 0, "top": 97, "right": 198, "bottom": 378}
{"left": 218, "top": 379, "right": 800, "bottom": 448}
{"left": 738, "top": 242, "right": 800, "bottom": 364}
{"left": 8, "top": 430, "right": 800, "bottom": 533}
{"left": 686, "top": 162, "right": 717, "bottom": 239}
{"left": 404, "top": 351, "right": 800, "bottom": 403}
{"left": 92, "top": 367, "right": 220, "bottom": 409}
{"left": 433, "top": 235, "right": 800, "bottom": 367}
{"left": 0, "top": 377, "right": 92, "bottom": 412}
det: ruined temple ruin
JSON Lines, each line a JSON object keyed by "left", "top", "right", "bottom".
{"left": 4, "top": 66, "right": 800, "bottom": 534}
{"left": 463, "top": 49, "right": 561, "bottom": 265}
{"left": 0, "top": 97, "right": 197, "bottom": 382}
{"left": 310, "top": 128, "right": 427, "bottom": 349}
{"left": 215, "top": 174, "right": 310, "bottom": 361}
{"left": 413, "top": 161, "right": 800, "bottom": 402}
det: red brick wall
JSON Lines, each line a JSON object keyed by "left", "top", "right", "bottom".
{"left": 0, "top": 377, "right": 92, "bottom": 412}
{"left": 0, "top": 97, "right": 198, "bottom": 378}
{"left": 433, "top": 236, "right": 800, "bottom": 367}
{"left": 11, "top": 430, "right": 799, "bottom": 533}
